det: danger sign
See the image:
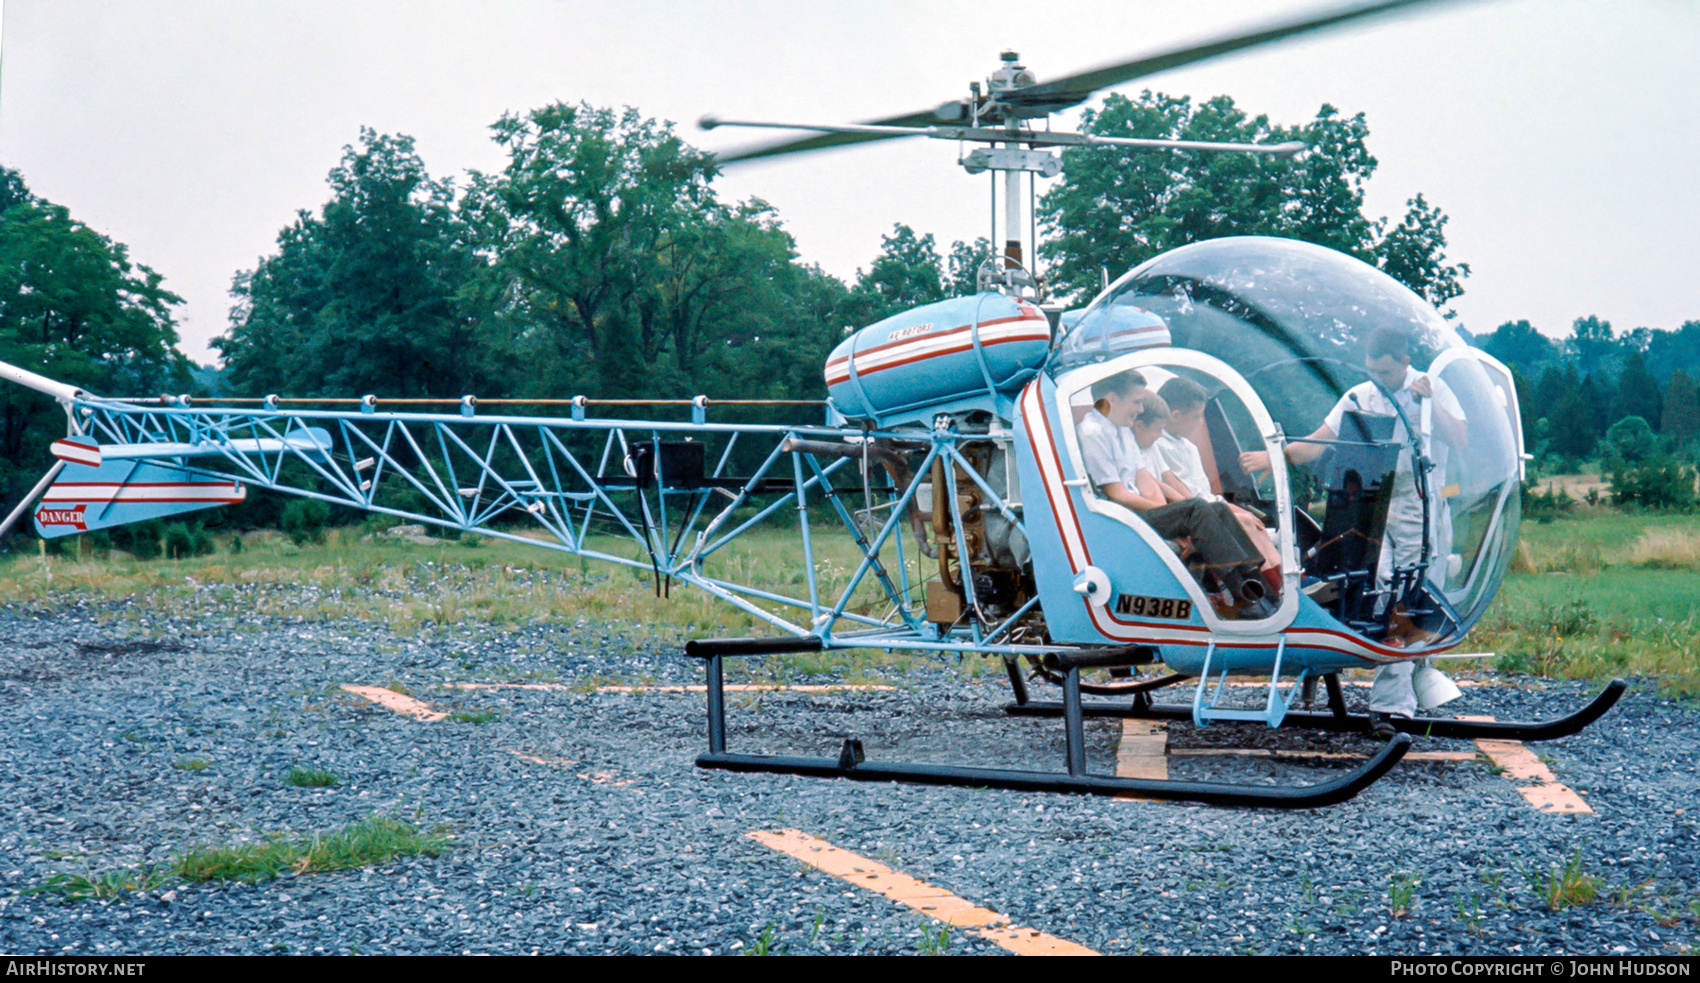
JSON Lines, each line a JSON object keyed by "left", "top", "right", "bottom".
{"left": 35, "top": 503, "right": 88, "bottom": 531}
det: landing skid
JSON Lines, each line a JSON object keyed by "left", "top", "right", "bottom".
{"left": 1006, "top": 670, "right": 1628, "bottom": 744}
{"left": 686, "top": 638, "right": 1410, "bottom": 808}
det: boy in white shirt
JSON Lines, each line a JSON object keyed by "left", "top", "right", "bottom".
{"left": 1149, "top": 377, "right": 1281, "bottom": 575}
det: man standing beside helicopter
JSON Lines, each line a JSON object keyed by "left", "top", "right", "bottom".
{"left": 1078, "top": 370, "right": 1276, "bottom": 620}
{"left": 1238, "top": 326, "right": 1467, "bottom": 736}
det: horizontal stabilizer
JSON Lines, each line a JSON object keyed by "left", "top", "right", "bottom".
{"left": 49, "top": 428, "right": 333, "bottom": 467}
{"left": 33, "top": 459, "right": 246, "bottom": 538}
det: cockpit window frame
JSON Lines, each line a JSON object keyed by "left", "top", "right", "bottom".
{"left": 1052, "top": 347, "right": 1297, "bottom": 634}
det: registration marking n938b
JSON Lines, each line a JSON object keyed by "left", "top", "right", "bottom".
{"left": 1114, "top": 594, "right": 1192, "bottom": 620}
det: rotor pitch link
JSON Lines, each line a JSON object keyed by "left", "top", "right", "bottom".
{"left": 697, "top": 734, "right": 1410, "bottom": 808}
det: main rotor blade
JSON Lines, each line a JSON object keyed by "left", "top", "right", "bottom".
{"left": 711, "top": 0, "right": 1448, "bottom": 164}
{"left": 1011, "top": 0, "right": 1445, "bottom": 109}
{"left": 710, "top": 106, "right": 947, "bottom": 164}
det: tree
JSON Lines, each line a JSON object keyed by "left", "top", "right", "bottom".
{"left": 1037, "top": 91, "right": 1468, "bottom": 309}
{"left": 1479, "top": 319, "right": 1557, "bottom": 374}
{"left": 1545, "top": 376, "right": 1597, "bottom": 463}
{"left": 648, "top": 198, "right": 848, "bottom": 400}
{"left": 1605, "top": 415, "right": 1656, "bottom": 464}
{"left": 1610, "top": 351, "right": 1661, "bottom": 432}
{"left": 1646, "top": 321, "right": 1700, "bottom": 385}
{"left": 1568, "top": 315, "right": 1614, "bottom": 378}
{"left": 1372, "top": 194, "right": 1469, "bottom": 311}
{"left": 217, "top": 129, "right": 487, "bottom": 399}
{"left": 462, "top": 103, "right": 720, "bottom": 398}
{"left": 947, "top": 237, "right": 993, "bottom": 297}
{"left": 0, "top": 167, "right": 189, "bottom": 526}
{"left": 1664, "top": 370, "right": 1699, "bottom": 449}
{"left": 845, "top": 224, "right": 946, "bottom": 326}
{"left": 1579, "top": 372, "right": 1612, "bottom": 440}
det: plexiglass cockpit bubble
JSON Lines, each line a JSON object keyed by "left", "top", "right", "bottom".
{"left": 1055, "top": 236, "right": 1523, "bottom": 646}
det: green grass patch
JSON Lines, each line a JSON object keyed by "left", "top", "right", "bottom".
{"left": 446, "top": 709, "right": 499, "bottom": 724}
{"left": 175, "top": 815, "right": 449, "bottom": 884}
{"left": 0, "top": 521, "right": 933, "bottom": 646}
{"left": 25, "top": 867, "right": 171, "bottom": 903}
{"left": 1521, "top": 848, "right": 1605, "bottom": 911}
{"left": 1479, "top": 513, "right": 1700, "bottom": 694}
{"left": 28, "top": 814, "right": 449, "bottom": 902}
{"left": 284, "top": 766, "right": 338, "bottom": 787}
{"left": 173, "top": 757, "right": 211, "bottom": 772}
{"left": 8, "top": 507, "right": 1698, "bottom": 694}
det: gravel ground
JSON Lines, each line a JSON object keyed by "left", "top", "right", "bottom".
{"left": 0, "top": 587, "right": 1696, "bottom": 956}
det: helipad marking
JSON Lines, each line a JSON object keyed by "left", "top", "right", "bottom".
{"left": 1460, "top": 715, "right": 1592, "bottom": 814}
{"left": 1112, "top": 719, "right": 1168, "bottom": 802}
{"left": 747, "top": 829, "right": 1098, "bottom": 956}
{"left": 340, "top": 684, "right": 447, "bottom": 721}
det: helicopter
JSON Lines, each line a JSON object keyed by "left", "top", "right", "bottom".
{"left": 0, "top": 0, "right": 1623, "bottom": 808}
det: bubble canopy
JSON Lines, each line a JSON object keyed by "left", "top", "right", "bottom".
{"left": 1054, "top": 236, "right": 1524, "bottom": 644}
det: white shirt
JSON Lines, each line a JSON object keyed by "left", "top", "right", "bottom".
{"left": 1323, "top": 369, "right": 1464, "bottom": 490}
{"left": 1077, "top": 407, "right": 1150, "bottom": 492}
{"left": 1150, "top": 430, "right": 1215, "bottom": 501}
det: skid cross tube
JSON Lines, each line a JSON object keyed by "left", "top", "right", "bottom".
{"left": 685, "top": 637, "right": 1410, "bottom": 807}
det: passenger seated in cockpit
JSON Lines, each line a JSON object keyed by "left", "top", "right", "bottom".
{"left": 1077, "top": 370, "right": 1276, "bottom": 619}
{"left": 1148, "top": 378, "right": 1282, "bottom": 578}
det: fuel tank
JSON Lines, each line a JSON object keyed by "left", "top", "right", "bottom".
{"left": 825, "top": 294, "right": 1051, "bottom": 425}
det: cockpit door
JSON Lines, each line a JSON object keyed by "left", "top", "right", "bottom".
{"left": 1016, "top": 349, "right": 1298, "bottom": 647}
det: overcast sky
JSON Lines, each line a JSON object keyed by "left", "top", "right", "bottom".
{"left": 2, "top": 0, "right": 1696, "bottom": 364}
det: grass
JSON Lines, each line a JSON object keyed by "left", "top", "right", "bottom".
{"left": 916, "top": 921, "right": 952, "bottom": 955}
{"left": 743, "top": 921, "right": 783, "bottom": 956}
{"left": 1520, "top": 848, "right": 1605, "bottom": 911}
{"left": 1388, "top": 871, "right": 1420, "bottom": 918}
{"left": 284, "top": 766, "right": 338, "bottom": 787}
{"left": 1477, "top": 512, "right": 1700, "bottom": 695}
{"left": 1, "top": 522, "right": 927, "bottom": 648}
{"left": 7, "top": 507, "right": 1700, "bottom": 693}
{"left": 25, "top": 867, "right": 171, "bottom": 903}
{"left": 29, "top": 814, "right": 449, "bottom": 902}
{"left": 175, "top": 814, "right": 448, "bottom": 884}
{"left": 446, "top": 708, "right": 499, "bottom": 724}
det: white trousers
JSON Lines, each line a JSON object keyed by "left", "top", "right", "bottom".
{"left": 1370, "top": 482, "right": 1450, "bottom": 717}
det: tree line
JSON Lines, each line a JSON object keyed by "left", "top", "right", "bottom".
{"left": 4, "top": 91, "right": 1695, "bottom": 538}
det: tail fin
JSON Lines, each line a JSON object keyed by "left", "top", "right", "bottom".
{"left": 33, "top": 452, "right": 245, "bottom": 538}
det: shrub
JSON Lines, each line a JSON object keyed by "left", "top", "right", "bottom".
{"left": 280, "top": 499, "right": 330, "bottom": 545}
{"left": 1521, "top": 480, "right": 1575, "bottom": 523}
{"left": 162, "top": 522, "right": 215, "bottom": 559}
{"left": 1610, "top": 459, "right": 1697, "bottom": 511}
{"left": 109, "top": 519, "right": 163, "bottom": 560}
{"left": 1606, "top": 415, "right": 1657, "bottom": 464}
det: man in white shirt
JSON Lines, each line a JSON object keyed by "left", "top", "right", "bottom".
{"left": 1239, "top": 327, "right": 1466, "bottom": 734}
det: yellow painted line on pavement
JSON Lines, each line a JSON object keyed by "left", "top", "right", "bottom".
{"left": 339, "top": 684, "right": 447, "bottom": 721}
{"left": 1116, "top": 719, "right": 1170, "bottom": 780}
{"left": 747, "top": 829, "right": 1098, "bottom": 956}
{"left": 1460, "top": 715, "right": 1593, "bottom": 815}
